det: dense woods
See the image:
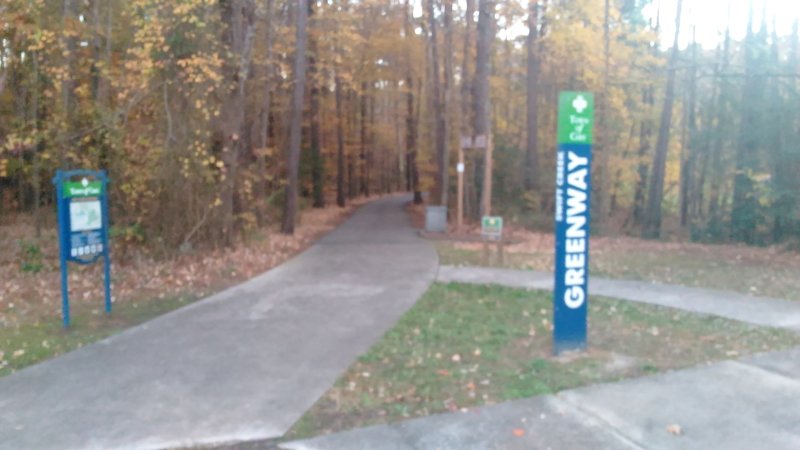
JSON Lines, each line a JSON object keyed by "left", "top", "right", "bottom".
{"left": 1, "top": 0, "right": 799, "bottom": 249}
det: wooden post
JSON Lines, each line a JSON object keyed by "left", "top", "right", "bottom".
{"left": 497, "top": 240, "right": 504, "bottom": 265}
{"left": 457, "top": 147, "right": 465, "bottom": 231}
{"left": 482, "top": 133, "right": 494, "bottom": 216}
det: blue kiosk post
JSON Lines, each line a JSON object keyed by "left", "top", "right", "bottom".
{"left": 53, "top": 170, "right": 112, "bottom": 328}
{"left": 553, "top": 92, "right": 594, "bottom": 355}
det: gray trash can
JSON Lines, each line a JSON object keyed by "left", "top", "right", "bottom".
{"left": 425, "top": 206, "right": 448, "bottom": 233}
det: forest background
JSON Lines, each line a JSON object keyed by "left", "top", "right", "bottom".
{"left": 2, "top": 0, "right": 799, "bottom": 252}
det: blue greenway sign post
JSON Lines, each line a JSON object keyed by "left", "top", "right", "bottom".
{"left": 53, "top": 170, "right": 112, "bottom": 328}
{"left": 553, "top": 92, "right": 593, "bottom": 354}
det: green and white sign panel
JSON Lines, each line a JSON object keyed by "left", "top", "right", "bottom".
{"left": 481, "top": 216, "right": 503, "bottom": 241}
{"left": 553, "top": 91, "right": 594, "bottom": 355}
{"left": 557, "top": 92, "right": 594, "bottom": 145}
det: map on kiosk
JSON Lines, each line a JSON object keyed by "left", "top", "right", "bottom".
{"left": 69, "top": 200, "right": 102, "bottom": 232}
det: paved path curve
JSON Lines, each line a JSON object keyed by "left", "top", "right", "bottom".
{"left": 283, "top": 348, "right": 800, "bottom": 450}
{"left": 437, "top": 265, "right": 800, "bottom": 331}
{"left": 285, "top": 266, "right": 800, "bottom": 450}
{"left": 0, "top": 195, "right": 438, "bottom": 450}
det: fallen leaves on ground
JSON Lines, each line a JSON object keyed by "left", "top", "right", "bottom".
{"left": 666, "top": 424, "right": 683, "bottom": 436}
{"left": 444, "top": 225, "right": 800, "bottom": 300}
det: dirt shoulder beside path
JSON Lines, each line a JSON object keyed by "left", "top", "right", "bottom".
{"left": 1, "top": 198, "right": 371, "bottom": 375}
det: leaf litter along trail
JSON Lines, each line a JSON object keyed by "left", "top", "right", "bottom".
{"left": 436, "top": 225, "right": 800, "bottom": 301}
{"left": 0, "top": 198, "right": 371, "bottom": 375}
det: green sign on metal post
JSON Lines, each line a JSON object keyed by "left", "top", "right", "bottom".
{"left": 481, "top": 216, "right": 503, "bottom": 241}
{"left": 557, "top": 92, "right": 594, "bottom": 145}
{"left": 54, "top": 170, "right": 112, "bottom": 329}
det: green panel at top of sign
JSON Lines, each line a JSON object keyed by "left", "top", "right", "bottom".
{"left": 481, "top": 216, "right": 503, "bottom": 230}
{"left": 64, "top": 180, "right": 103, "bottom": 198}
{"left": 558, "top": 91, "right": 594, "bottom": 145}
{"left": 482, "top": 216, "right": 502, "bottom": 226}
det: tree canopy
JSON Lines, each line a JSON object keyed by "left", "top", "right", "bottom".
{"left": 1, "top": 0, "right": 798, "bottom": 248}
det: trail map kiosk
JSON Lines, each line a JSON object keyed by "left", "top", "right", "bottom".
{"left": 53, "top": 170, "right": 112, "bottom": 328}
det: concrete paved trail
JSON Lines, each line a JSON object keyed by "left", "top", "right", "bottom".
{"left": 283, "top": 348, "right": 800, "bottom": 450}
{"left": 438, "top": 265, "right": 800, "bottom": 331}
{"left": 0, "top": 195, "right": 438, "bottom": 450}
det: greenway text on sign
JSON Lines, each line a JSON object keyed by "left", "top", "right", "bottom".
{"left": 553, "top": 91, "right": 593, "bottom": 355}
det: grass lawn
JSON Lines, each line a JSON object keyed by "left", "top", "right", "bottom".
{"left": 0, "top": 294, "right": 198, "bottom": 377}
{"left": 286, "top": 282, "right": 800, "bottom": 440}
{"left": 436, "top": 235, "right": 800, "bottom": 300}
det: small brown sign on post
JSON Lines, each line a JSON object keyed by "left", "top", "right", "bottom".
{"left": 459, "top": 134, "right": 487, "bottom": 150}
{"left": 473, "top": 134, "right": 487, "bottom": 149}
{"left": 457, "top": 133, "right": 491, "bottom": 231}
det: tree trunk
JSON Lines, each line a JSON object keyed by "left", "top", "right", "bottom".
{"left": 348, "top": 89, "right": 357, "bottom": 199}
{"left": 610, "top": 122, "right": 637, "bottom": 215}
{"left": 309, "top": 0, "right": 324, "bottom": 208}
{"left": 428, "top": 0, "right": 447, "bottom": 206}
{"left": 473, "top": 0, "right": 492, "bottom": 139}
{"left": 632, "top": 86, "right": 653, "bottom": 225}
{"left": 474, "top": 0, "right": 494, "bottom": 216}
{"left": 90, "top": 0, "right": 102, "bottom": 101}
{"left": 730, "top": 10, "right": 764, "bottom": 244}
{"left": 101, "top": 1, "right": 112, "bottom": 105}
{"left": 768, "top": 28, "right": 788, "bottom": 243}
{"left": 335, "top": 73, "right": 346, "bottom": 208}
{"left": 220, "top": 0, "right": 256, "bottom": 244}
{"left": 360, "top": 81, "right": 369, "bottom": 197}
{"left": 443, "top": 0, "right": 453, "bottom": 208}
{"left": 694, "top": 42, "right": 722, "bottom": 223}
{"left": 773, "top": 22, "right": 800, "bottom": 241}
{"left": 368, "top": 87, "right": 376, "bottom": 195}
{"left": 0, "top": 51, "right": 7, "bottom": 98}
{"left": 642, "top": 0, "right": 682, "bottom": 239}
{"left": 461, "top": 0, "right": 474, "bottom": 136}
{"left": 594, "top": 0, "right": 611, "bottom": 222}
{"left": 257, "top": 0, "right": 275, "bottom": 225}
{"left": 281, "top": 0, "right": 308, "bottom": 234}
{"left": 407, "top": 75, "right": 422, "bottom": 204}
{"left": 32, "top": 52, "right": 42, "bottom": 238}
{"left": 708, "top": 19, "right": 732, "bottom": 225}
{"left": 404, "top": 0, "right": 423, "bottom": 204}
{"left": 524, "top": 0, "right": 539, "bottom": 192}
{"left": 61, "top": 0, "right": 77, "bottom": 168}
{"left": 459, "top": 0, "right": 475, "bottom": 218}
{"left": 680, "top": 26, "right": 698, "bottom": 229}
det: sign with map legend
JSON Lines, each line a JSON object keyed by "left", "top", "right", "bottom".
{"left": 53, "top": 170, "right": 113, "bottom": 328}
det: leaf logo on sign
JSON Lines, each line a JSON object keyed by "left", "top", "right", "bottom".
{"left": 572, "top": 95, "right": 588, "bottom": 114}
